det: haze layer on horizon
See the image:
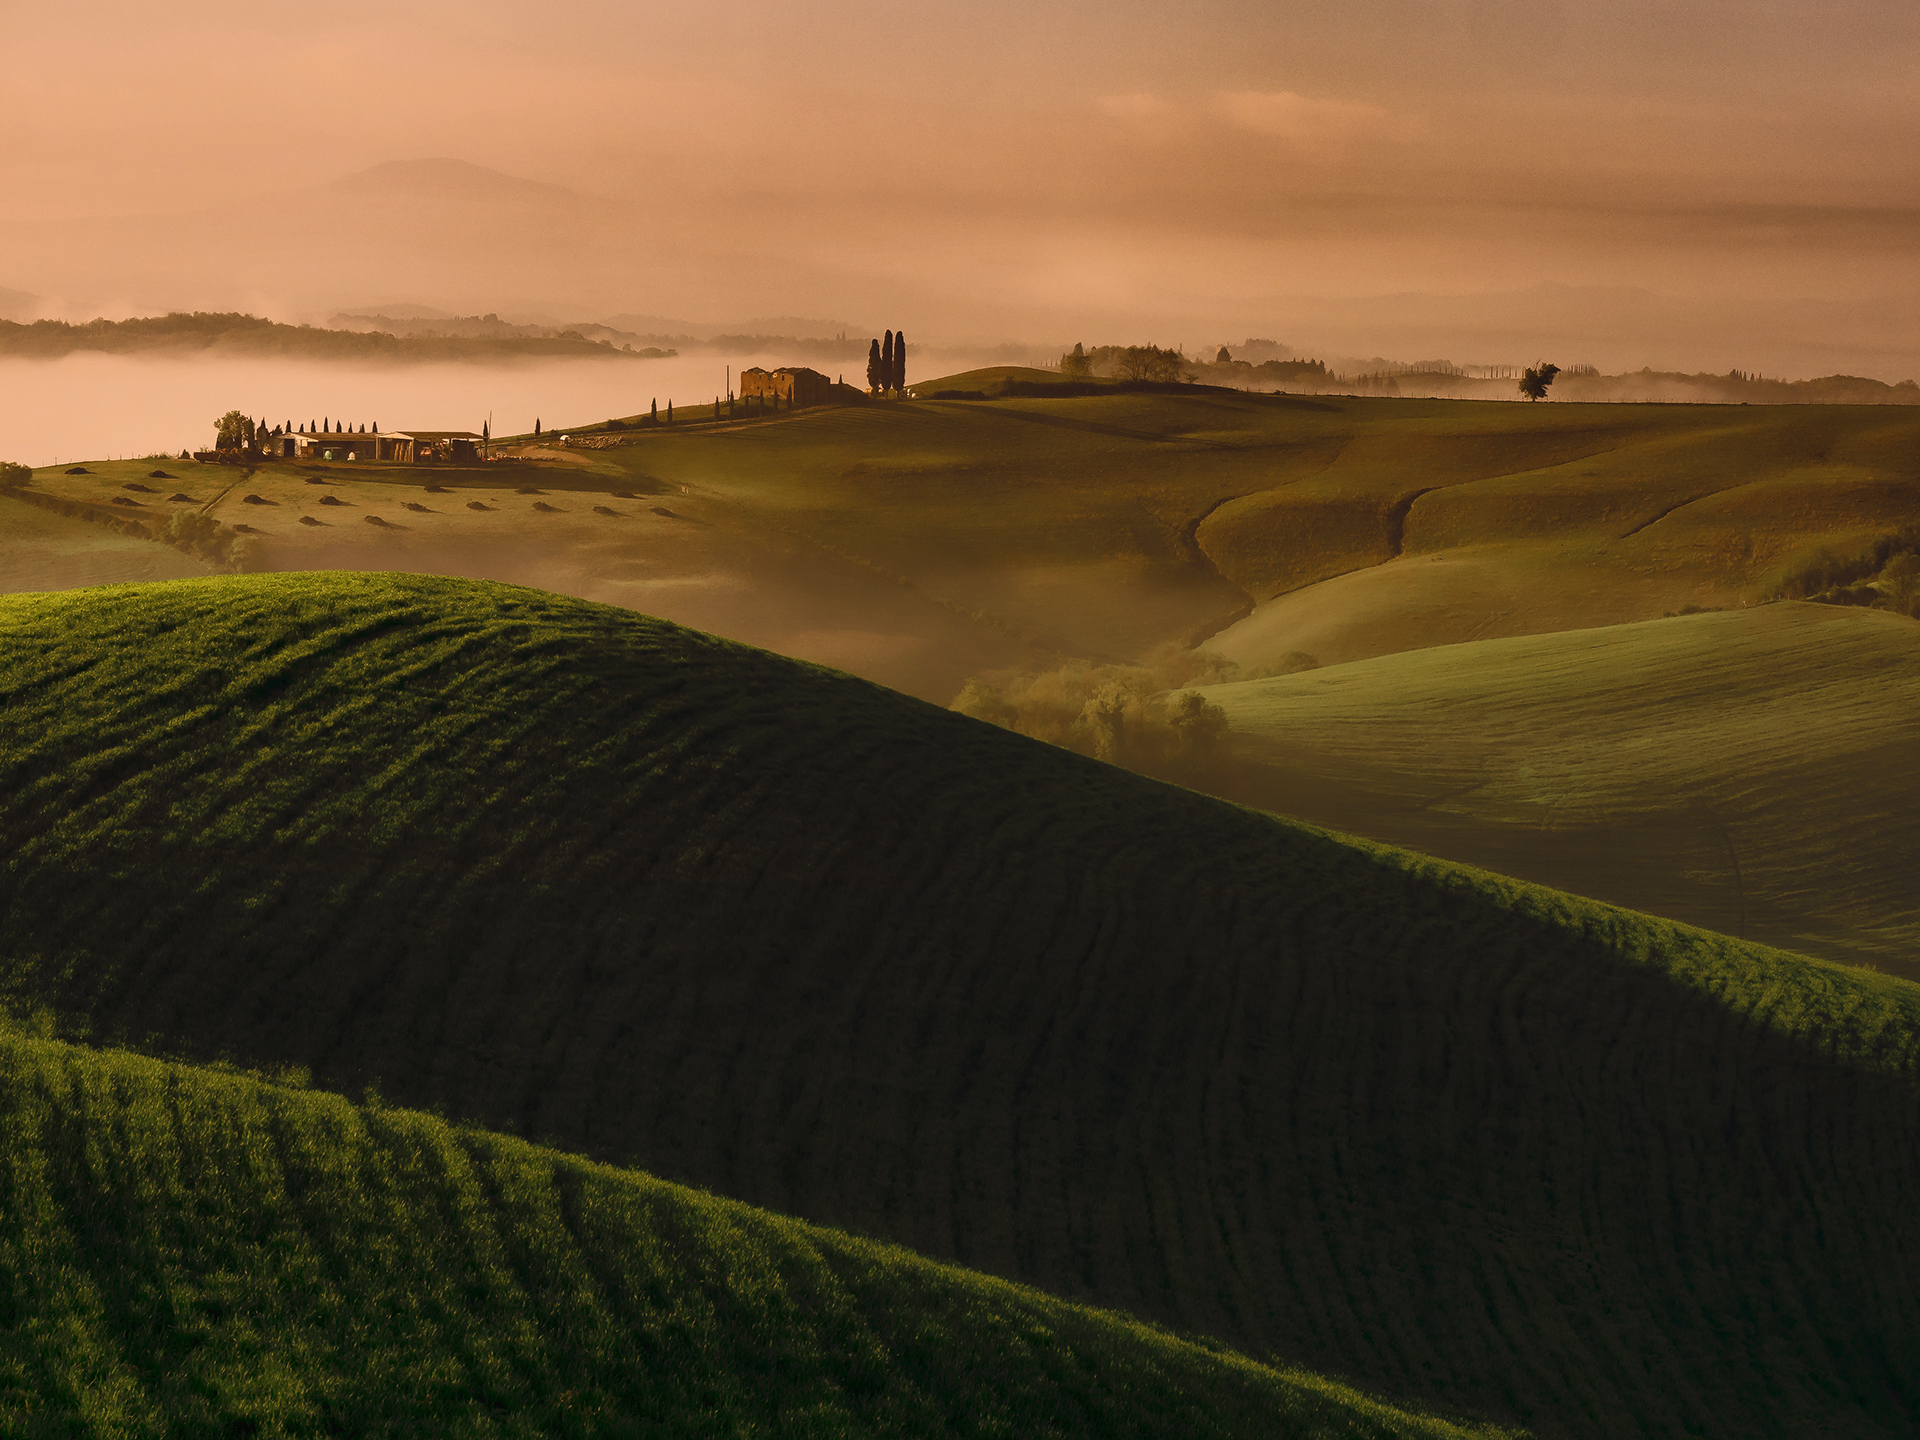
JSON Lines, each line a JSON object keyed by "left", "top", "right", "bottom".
{"left": 5, "top": 0, "right": 1918, "bottom": 375}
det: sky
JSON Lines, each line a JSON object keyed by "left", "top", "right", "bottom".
{"left": 3, "top": 0, "right": 1917, "bottom": 371}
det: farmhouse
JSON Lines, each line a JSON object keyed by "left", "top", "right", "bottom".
{"left": 281, "top": 429, "right": 484, "bottom": 462}
{"left": 738, "top": 366, "right": 832, "bottom": 407}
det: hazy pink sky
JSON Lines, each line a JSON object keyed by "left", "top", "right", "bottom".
{"left": 4, "top": 1, "right": 1917, "bottom": 363}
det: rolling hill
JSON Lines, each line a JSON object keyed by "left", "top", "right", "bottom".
{"left": 0, "top": 1017, "right": 1487, "bottom": 1438}
{"left": 1, "top": 572, "right": 1916, "bottom": 1438}
{"left": 1195, "top": 602, "right": 1920, "bottom": 978}
{"left": 14, "top": 390, "right": 1920, "bottom": 700}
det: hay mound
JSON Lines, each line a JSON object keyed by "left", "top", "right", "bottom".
{"left": 531, "top": 501, "right": 561, "bottom": 513}
{"left": 402, "top": 502, "right": 432, "bottom": 513}
{"left": 64, "top": 466, "right": 90, "bottom": 475}
{"left": 610, "top": 490, "right": 637, "bottom": 499}
{"left": 299, "top": 516, "right": 324, "bottom": 527}
{"left": 592, "top": 505, "right": 618, "bottom": 516}
{"left": 122, "top": 482, "right": 157, "bottom": 492}
{"left": 652, "top": 506, "right": 677, "bottom": 518}
{"left": 165, "top": 493, "right": 194, "bottom": 502}
{"left": 147, "top": 470, "right": 174, "bottom": 480}
{"left": 305, "top": 478, "right": 329, "bottom": 486}
{"left": 242, "top": 494, "right": 275, "bottom": 506}
{"left": 110, "top": 496, "right": 144, "bottom": 507}
{"left": 364, "top": 515, "right": 393, "bottom": 528}
{"left": 466, "top": 501, "right": 493, "bottom": 512}
{"left": 318, "top": 496, "right": 348, "bottom": 507}
{"left": 515, "top": 487, "right": 546, "bottom": 495}
{"left": 230, "top": 523, "right": 261, "bottom": 534}
{"left": 423, "top": 485, "right": 452, "bottom": 494}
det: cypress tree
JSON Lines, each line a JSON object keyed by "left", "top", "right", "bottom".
{"left": 882, "top": 331, "right": 894, "bottom": 392}
{"left": 866, "top": 339, "right": 882, "bottom": 392}
{"left": 651, "top": 399, "right": 658, "bottom": 423}
{"left": 535, "top": 419, "right": 541, "bottom": 436}
{"left": 667, "top": 400, "right": 673, "bottom": 424}
{"left": 894, "top": 329, "right": 906, "bottom": 391}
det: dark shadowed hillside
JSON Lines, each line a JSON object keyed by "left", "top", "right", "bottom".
{"left": 0, "top": 1019, "right": 1488, "bottom": 1439}
{"left": 1, "top": 573, "right": 1916, "bottom": 1438}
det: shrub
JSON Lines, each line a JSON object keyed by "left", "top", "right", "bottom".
{"left": 951, "top": 644, "right": 1237, "bottom": 782}
{"left": 154, "top": 509, "right": 258, "bottom": 571}
{"left": 1769, "top": 525, "right": 1920, "bottom": 617}
{"left": 0, "top": 461, "right": 30, "bottom": 489}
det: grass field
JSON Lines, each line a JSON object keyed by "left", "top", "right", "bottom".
{"left": 2, "top": 572, "right": 1916, "bottom": 1438}
{"left": 1194, "top": 602, "right": 1920, "bottom": 978}
{"left": 15, "top": 389, "right": 1920, "bottom": 697}
{"left": 0, "top": 1017, "right": 1493, "bottom": 1439}
{"left": 0, "top": 492, "right": 210, "bottom": 592}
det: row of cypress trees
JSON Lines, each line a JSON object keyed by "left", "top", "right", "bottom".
{"left": 865, "top": 330, "right": 907, "bottom": 393}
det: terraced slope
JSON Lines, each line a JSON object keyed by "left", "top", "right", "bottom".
{"left": 2, "top": 573, "right": 1918, "bottom": 1439}
{"left": 0, "top": 1020, "right": 1489, "bottom": 1438}
{"left": 1197, "top": 602, "right": 1920, "bottom": 978}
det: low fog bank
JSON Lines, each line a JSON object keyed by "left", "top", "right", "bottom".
{"left": 0, "top": 345, "right": 1047, "bottom": 469}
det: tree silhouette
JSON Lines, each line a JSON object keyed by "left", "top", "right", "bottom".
{"left": 866, "top": 339, "right": 882, "bottom": 392}
{"left": 894, "top": 329, "right": 906, "bottom": 391}
{"left": 882, "top": 331, "right": 895, "bottom": 393}
{"left": 1519, "top": 363, "right": 1560, "bottom": 401}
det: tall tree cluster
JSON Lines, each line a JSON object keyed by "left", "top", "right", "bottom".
{"left": 865, "top": 329, "right": 908, "bottom": 392}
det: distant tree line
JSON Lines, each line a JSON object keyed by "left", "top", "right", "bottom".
{"left": 1059, "top": 344, "right": 1193, "bottom": 383}
{"left": 212, "top": 412, "right": 381, "bottom": 450}
{"left": 0, "top": 314, "right": 664, "bottom": 365}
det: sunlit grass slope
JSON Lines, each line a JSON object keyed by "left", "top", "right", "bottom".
{"left": 3, "top": 573, "right": 1919, "bottom": 1438}
{"left": 0, "top": 1021, "right": 1489, "bottom": 1439}
{"left": 1198, "top": 602, "right": 1920, "bottom": 977}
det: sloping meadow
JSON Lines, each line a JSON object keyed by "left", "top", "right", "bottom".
{"left": 0, "top": 573, "right": 1916, "bottom": 1438}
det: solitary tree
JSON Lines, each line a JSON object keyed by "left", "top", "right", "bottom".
{"left": 1518, "top": 363, "right": 1560, "bottom": 401}
{"left": 667, "top": 400, "right": 673, "bottom": 424}
{"left": 1061, "top": 343, "right": 1092, "bottom": 378}
{"left": 650, "top": 399, "right": 658, "bottom": 423}
{"left": 866, "top": 338, "right": 882, "bottom": 392}
{"left": 534, "top": 419, "right": 542, "bottom": 436}
{"left": 1216, "top": 346, "right": 1232, "bottom": 363}
{"left": 214, "top": 410, "right": 248, "bottom": 449}
{"left": 894, "top": 329, "right": 907, "bottom": 391}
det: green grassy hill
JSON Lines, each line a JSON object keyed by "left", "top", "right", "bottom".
{"left": 1195, "top": 602, "right": 1920, "bottom": 978}
{"left": 2, "top": 572, "right": 1917, "bottom": 1438}
{"left": 0, "top": 1017, "right": 1487, "bottom": 1438}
